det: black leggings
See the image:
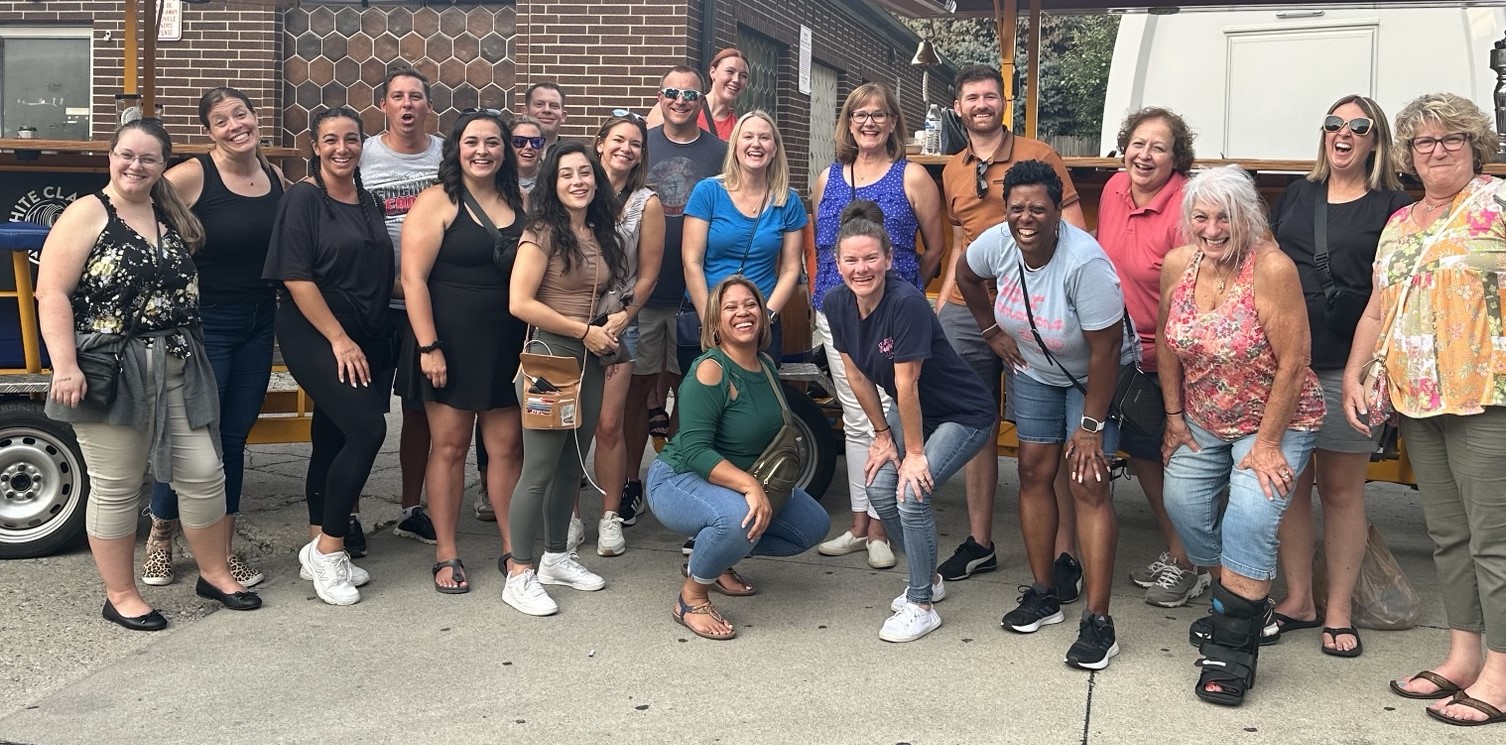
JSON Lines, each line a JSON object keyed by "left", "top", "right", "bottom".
{"left": 277, "top": 303, "right": 395, "bottom": 537}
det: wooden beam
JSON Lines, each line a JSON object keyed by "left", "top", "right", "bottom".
{"left": 994, "top": 0, "right": 1017, "bottom": 129}
{"left": 1025, "top": 0, "right": 1040, "bottom": 138}
{"left": 123, "top": 0, "right": 139, "bottom": 98}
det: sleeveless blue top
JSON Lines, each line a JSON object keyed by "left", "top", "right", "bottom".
{"left": 812, "top": 159, "right": 922, "bottom": 308}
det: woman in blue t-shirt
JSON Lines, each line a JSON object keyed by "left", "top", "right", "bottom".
{"left": 823, "top": 201, "right": 996, "bottom": 644}
{"left": 680, "top": 110, "right": 807, "bottom": 373}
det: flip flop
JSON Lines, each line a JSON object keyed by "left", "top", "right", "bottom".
{"left": 681, "top": 562, "right": 757, "bottom": 596}
{"left": 647, "top": 407, "right": 670, "bottom": 438}
{"left": 1426, "top": 691, "right": 1506, "bottom": 727}
{"left": 432, "top": 558, "right": 469, "bottom": 595}
{"left": 1272, "top": 612, "right": 1323, "bottom": 632}
{"left": 1391, "top": 670, "right": 1464, "bottom": 700}
{"left": 1320, "top": 626, "right": 1363, "bottom": 658}
{"left": 672, "top": 594, "right": 737, "bottom": 640}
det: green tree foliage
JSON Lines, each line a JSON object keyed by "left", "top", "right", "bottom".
{"left": 901, "top": 14, "right": 1119, "bottom": 138}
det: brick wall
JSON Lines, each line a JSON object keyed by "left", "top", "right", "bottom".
{"left": 0, "top": 1, "right": 281, "bottom": 143}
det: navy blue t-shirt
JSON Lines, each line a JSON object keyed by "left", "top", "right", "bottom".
{"left": 645, "top": 126, "right": 727, "bottom": 308}
{"left": 825, "top": 274, "right": 996, "bottom": 432}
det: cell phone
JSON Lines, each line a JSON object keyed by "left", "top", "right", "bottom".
{"left": 529, "top": 376, "right": 560, "bottom": 394}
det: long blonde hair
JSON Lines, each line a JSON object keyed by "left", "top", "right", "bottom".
{"left": 718, "top": 110, "right": 790, "bottom": 207}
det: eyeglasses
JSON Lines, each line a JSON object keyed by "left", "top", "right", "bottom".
{"left": 1409, "top": 133, "right": 1470, "bottom": 154}
{"left": 1322, "top": 115, "right": 1373, "bottom": 136}
{"left": 659, "top": 88, "right": 702, "bottom": 102}
{"left": 849, "top": 111, "right": 891, "bottom": 124}
{"left": 511, "top": 136, "right": 546, "bottom": 150}
{"left": 110, "top": 151, "right": 164, "bottom": 167}
{"left": 461, "top": 107, "right": 504, "bottom": 117}
{"left": 611, "top": 108, "right": 646, "bottom": 123}
{"left": 974, "top": 158, "right": 991, "bottom": 198}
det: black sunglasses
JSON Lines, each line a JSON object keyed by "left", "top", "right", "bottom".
{"left": 974, "top": 158, "right": 990, "bottom": 198}
{"left": 511, "top": 136, "right": 546, "bottom": 150}
{"left": 1323, "top": 115, "right": 1373, "bottom": 136}
{"left": 660, "top": 88, "right": 702, "bottom": 102}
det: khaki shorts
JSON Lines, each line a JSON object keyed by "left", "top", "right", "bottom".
{"left": 633, "top": 304, "right": 680, "bottom": 376}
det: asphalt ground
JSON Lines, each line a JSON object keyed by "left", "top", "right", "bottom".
{"left": 0, "top": 408, "right": 1498, "bottom": 744}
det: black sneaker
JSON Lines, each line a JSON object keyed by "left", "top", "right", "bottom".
{"left": 1188, "top": 600, "right": 1282, "bottom": 648}
{"left": 1065, "top": 614, "right": 1120, "bottom": 670}
{"left": 681, "top": 538, "right": 695, "bottom": 555}
{"left": 393, "top": 505, "right": 437, "bottom": 544}
{"left": 937, "top": 537, "right": 998, "bottom": 581}
{"left": 1053, "top": 552, "right": 1083, "bottom": 604}
{"left": 1001, "top": 586, "right": 1065, "bottom": 633}
{"left": 345, "top": 515, "right": 368, "bottom": 558}
{"left": 620, "top": 481, "right": 643, "bottom": 527}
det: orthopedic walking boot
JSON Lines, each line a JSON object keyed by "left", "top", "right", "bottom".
{"left": 1193, "top": 581, "right": 1265, "bottom": 707}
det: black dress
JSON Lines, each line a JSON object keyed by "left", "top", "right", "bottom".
{"left": 399, "top": 202, "right": 525, "bottom": 410}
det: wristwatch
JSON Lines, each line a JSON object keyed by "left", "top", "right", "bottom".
{"left": 1080, "top": 415, "right": 1106, "bottom": 433}
{"left": 417, "top": 340, "right": 445, "bottom": 354}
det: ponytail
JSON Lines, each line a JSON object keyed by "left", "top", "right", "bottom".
{"left": 153, "top": 178, "right": 205, "bottom": 252}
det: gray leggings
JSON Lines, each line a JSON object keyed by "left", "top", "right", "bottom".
{"left": 509, "top": 331, "right": 605, "bottom": 564}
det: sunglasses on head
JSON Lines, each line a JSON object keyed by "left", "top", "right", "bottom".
{"left": 461, "top": 107, "right": 504, "bottom": 117}
{"left": 660, "top": 88, "right": 702, "bottom": 102}
{"left": 611, "top": 108, "right": 647, "bottom": 123}
{"left": 511, "top": 135, "right": 546, "bottom": 150}
{"left": 1323, "top": 115, "right": 1373, "bottom": 136}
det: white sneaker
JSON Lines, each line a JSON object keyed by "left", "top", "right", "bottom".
{"left": 298, "top": 538, "right": 360, "bottom": 606}
{"left": 537, "top": 550, "right": 606, "bottom": 591}
{"left": 879, "top": 602, "right": 942, "bottom": 643}
{"left": 502, "top": 569, "right": 558, "bottom": 616}
{"left": 566, "top": 515, "right": 585, "bottom": 554}
{"left": 817, "top": 530, "right": 867, "bottom": 556}
{"left": 867, "top": 539, "right": 897, "bottom": 569}
{"left": 597, "top": 512, "right": 626, "bottom": 557}
{"left": 890, "top": 576, "right": 947, "bottom": 612}
{"left": 300, "top": 551, "right": 369, "bottom": 587}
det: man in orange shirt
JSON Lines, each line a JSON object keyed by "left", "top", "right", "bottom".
{"left": 932, "top": 66, "right": 1088, "bottom": 600}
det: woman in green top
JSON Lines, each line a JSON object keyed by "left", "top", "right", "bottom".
{"left": 646, "top": 276, "right": 830, "bottom": 640}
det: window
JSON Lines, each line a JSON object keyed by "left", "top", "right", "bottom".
{"left": 0, "top": 27, "right": 92, "bottom": 140}
{"left": 735, "top": 28, "right": 781, "bottom": 122}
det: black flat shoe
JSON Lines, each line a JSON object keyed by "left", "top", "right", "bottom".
{"left": 102, "top": 600, "right": 168, "bottom": 631}
{"left": 194, "top": 577, "right": 263, "bottom": 611}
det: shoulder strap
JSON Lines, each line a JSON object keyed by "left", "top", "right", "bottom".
{"left": 1313, "top": 180, "right": 1334, "bottom": 294}
{"left": 1016, "top": 260, "right": 1086, "bottom": 394}
{"left": 462, "top": 188, "right": 502, "bottom": 243}
{"left": 736, "top": 191, "right": 770, "bottom": 276}
{"left": 758, "top": 354, "right": 794, "bottom": 427}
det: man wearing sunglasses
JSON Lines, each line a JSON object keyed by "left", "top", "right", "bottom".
{"left": 932, "top": 65, "right": 1088, "bottom": 593}
{"left": 524, "top": 82, "right": 568, "bottom": 152}
{"left": 623, "top": 66, "right": 728, "bottom": 529}
{"left": 359, "top": 66, "right": 446, "bottom": 555}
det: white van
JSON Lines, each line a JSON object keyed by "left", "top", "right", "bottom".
{"left": 1099, "top": 5, "right": 1506, "bottom": 159}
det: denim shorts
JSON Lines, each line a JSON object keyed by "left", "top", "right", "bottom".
{"left": 1010, "top": 370, "right": 1120, "bottom": 454}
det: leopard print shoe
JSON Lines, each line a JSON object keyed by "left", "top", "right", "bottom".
{"left": 228, "top": 554, "right": 265, "bottom": 588}
{"left": 140, "top": 517, "right": 177, "bottom": 586}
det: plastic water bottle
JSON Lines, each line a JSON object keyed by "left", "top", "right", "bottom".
{"left": 923, "top": 104, "right": 942, "bottom": 154}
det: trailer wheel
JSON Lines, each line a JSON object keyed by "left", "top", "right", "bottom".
{"left": 783, "top": 382, "right": 836, "bottom": 500}
{"left": 0, "top": 401, "right": 88, "bottom": 559}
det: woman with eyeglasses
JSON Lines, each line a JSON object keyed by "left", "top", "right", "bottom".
{"left": 1351, "top": 93, "right": 1506, "bottom": 726}
{"left": 646, "top": 48, "right": 749, "bottom": 140}
{"left": 1267, "top": 95, "right": 1411, "bottom": 657}
{"left": 39, "top": 119, "right": 262, "bottom": 630}
{"left": 142, "top": 87, "right": 288, "bottom": 591}
{"left": 578, "top": 114, "right": 665, "bottom": 557}
{"left": 810, "top": 82, "right": 944, "bottom": 571}
{"left": 681, "top": 111, "right": 807, "bottom": 375}
{"left": 503, "top": 142, "right": 629, "bottom": 616}
{"left": 511, "top": 115, "right": 546, "bottom": 197}
{"left": 397, "top": 109, "right": 526, "bottom": 593}
{"left": 263, "top": 107, "right": 395, "bottom": 606}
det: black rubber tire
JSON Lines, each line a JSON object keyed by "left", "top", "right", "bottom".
{"left": 783, "top": 382, "right": 836, "bottom": 500}
{"left": 0, "top": 400, "right": 89, "bottom": 559}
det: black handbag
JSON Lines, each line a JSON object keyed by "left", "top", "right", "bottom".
{"left": 461, "top": 188, "right": 518, "bottom": 274}
{"left": 747, "top": 357, "right": 803, "bottom": 515}
{"left": 75, "top": 334, "right": 130, "bottom": 409}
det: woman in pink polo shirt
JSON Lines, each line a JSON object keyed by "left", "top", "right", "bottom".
{"left": 1096, "top": 107, "right": 1210, "bottom": 608}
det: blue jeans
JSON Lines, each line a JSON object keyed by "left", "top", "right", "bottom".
{"left": 865, "top": 410, "right": 993, "bottom": 604}
{"left": 1162, "top": 419, "right": 1317, "bottom": 580}
{"left": 150, "top": 301, "right": 276, "bottom": 518}
{"left": 645, "top": 458, "right": 829, "bottom": 582}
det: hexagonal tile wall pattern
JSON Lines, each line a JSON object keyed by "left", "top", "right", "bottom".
{"left": 282, "top": 5, "right": 517, "bottom": 175}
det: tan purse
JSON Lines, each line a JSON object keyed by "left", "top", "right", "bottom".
{"left": 517, "top": 241, "right": 600, "bottom": 431}
{"left": 747, "top": 358, "right": 803, "bottom": 515}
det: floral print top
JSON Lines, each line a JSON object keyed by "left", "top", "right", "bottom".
{"left": 1375, "top": 175, "right": 1506, "bottom": 417}
{"left": 1163, "top": 249, "right": 1325, "bottom": 440}
{"left": 70, "top": 191, "right": 199, "bottom": 357}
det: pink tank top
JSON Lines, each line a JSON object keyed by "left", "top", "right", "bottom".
{"left": 1162, "top": 250, "right": 1324, "bottom": 440}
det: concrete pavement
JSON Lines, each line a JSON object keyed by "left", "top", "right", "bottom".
{"left": 0, "top": 409, "right": 1497, "bottom": 744}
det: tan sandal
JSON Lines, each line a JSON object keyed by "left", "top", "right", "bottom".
{"left": 680, "top": 562, "right": 757, "bottom": 596}
{"left": 673, "top": 594, "right": 737, "bottom": 640}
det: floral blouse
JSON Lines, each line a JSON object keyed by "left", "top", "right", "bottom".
{"left": 1163, "top": 249, "right": 1325, "bottom": 440}
{"left": 1375, "top": 175, "right": 1506, "bottom": 417}
{"left": 70, "top": 191, "right": 199, "bottom": 357}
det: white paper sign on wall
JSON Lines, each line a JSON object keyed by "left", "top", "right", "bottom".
{"left": 158, "top": 0, "right": 183, "bottom": 43}
{"left": 798, "top": 26, "right": 812, "bottom": 96}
